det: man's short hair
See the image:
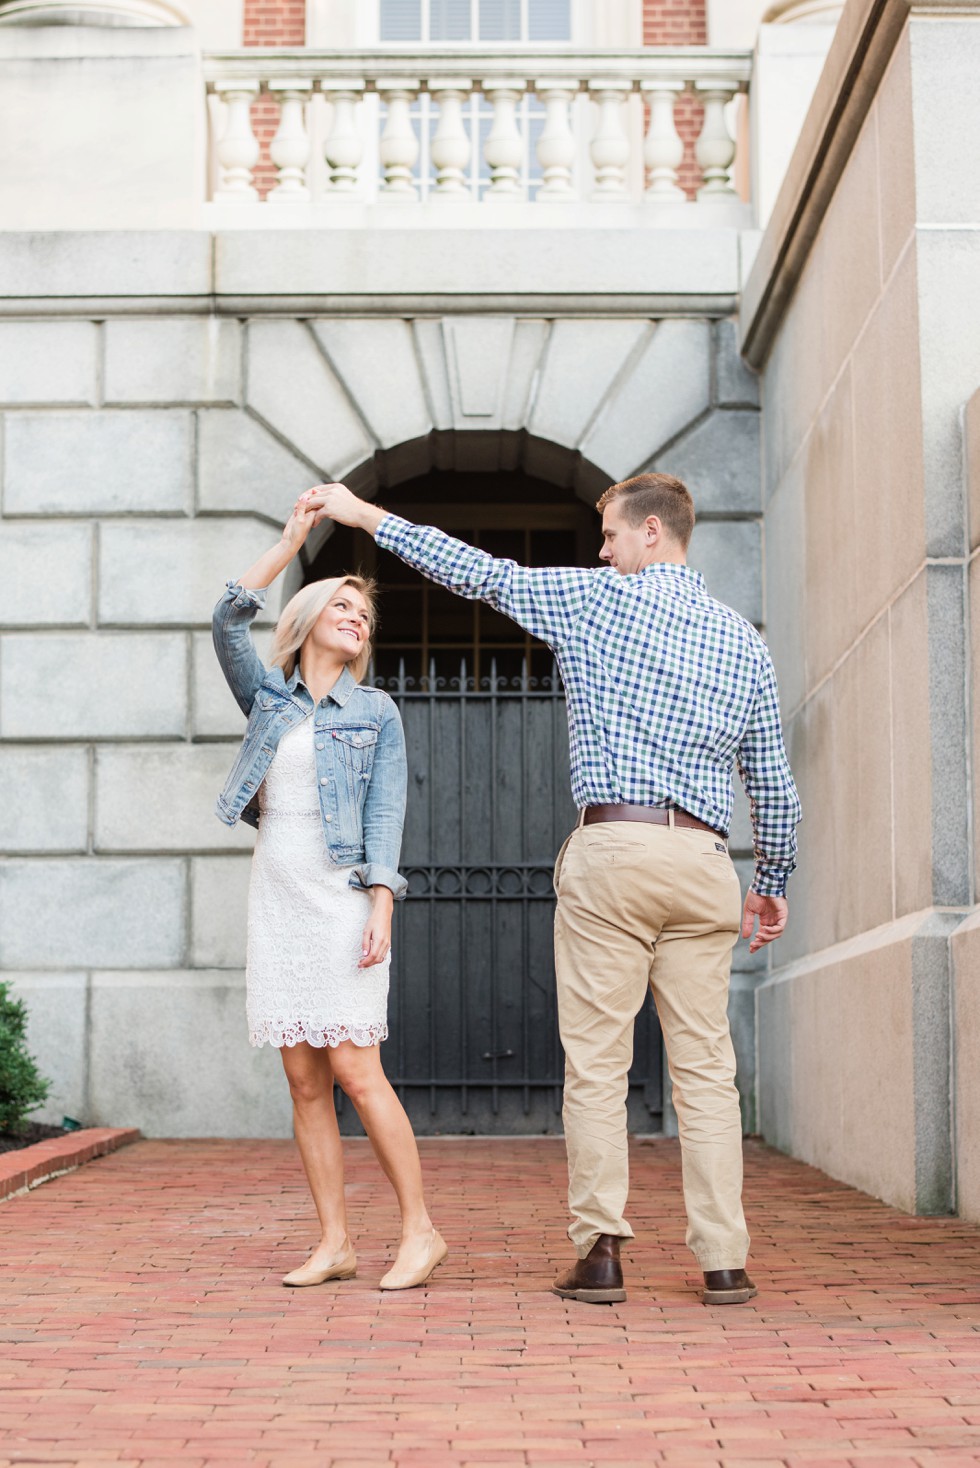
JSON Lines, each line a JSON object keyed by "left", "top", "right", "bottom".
{"left": 596, "top": 473, "right": 696, "bottom": 549}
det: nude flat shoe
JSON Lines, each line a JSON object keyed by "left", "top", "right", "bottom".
{"left": 282, "top": 1246, "right": 357, "bottom": 1288}
{"left": 379, "top": 1231, "right": 448, "bottom": 1291}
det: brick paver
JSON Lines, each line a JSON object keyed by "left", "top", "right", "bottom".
{"left": 2, "top": 1137, "right": 980, "bottom": 1466}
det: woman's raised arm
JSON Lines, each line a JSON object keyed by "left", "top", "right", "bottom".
{"left": 235, "top": 499, "right": 319, "bottom": 590}
{"left": 212, "top": 496, "right": 318, "bottom": 715}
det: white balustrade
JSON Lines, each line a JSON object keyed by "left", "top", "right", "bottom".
{"left": 213, "top": 80, "right": 260, "bottom": 201}
{"left": 268, "top": 80, "right": 313, "bottom": 201}
{"left": 482, "top": 78, "right": 525, "bottom": 197}
{"left": 428, "top": 78, "right": 473, "bottom": 197}
{"left": 641, "top": 79, "right": 685, "bottom": 201}
{"left": 321, "top": 79, "right": 366, "bottom": 192}
{"left": 203, "top": 51, "right": 752, "bottom": 213}
{"left": 588, "top": 78, "right": 630, "bottom": 198}
{"left": 535, "top": 78, "right": 577, "bottom": 199}
{"left": 694, "top": 81, "right": 739, "bottom": 197}
{"left": 378, "top": 79, "right": 421, "bottom": 198}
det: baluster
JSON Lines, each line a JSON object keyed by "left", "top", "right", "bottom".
{"left": 482, "top": 77, "right": 526, "bottom": 197}
{"left": 267, "top": 80, "right": 313, "bottom": 201}
{"left": 694, "top": 81, "right": 739, "bottom": 197}
{"left": 428, "top": 78, "right": 473, "bottom": 197}
{"left": 534, "top": 78, "right": 577, "bottom": 199}
{"left": 213, "top": 80, "right": 260, "bottom": 201}
{"left": 640, "top": 79, "right": 685, "bottom": 201}
{"left": 321, "top": 79, "right": 366, "bottom": 193}
{"left": 378, "top": 79, "right": 421, "bottom": 199}
{"left": 588, "top": 78, "right": 631, "bottom": 197}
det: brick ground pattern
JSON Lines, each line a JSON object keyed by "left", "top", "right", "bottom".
{"left": 2, "top": 1137, "right": 980, "bottom": 1466}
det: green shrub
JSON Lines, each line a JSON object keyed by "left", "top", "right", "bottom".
{"left": 0, "top": 982, "right": 50, "bottom": 1134}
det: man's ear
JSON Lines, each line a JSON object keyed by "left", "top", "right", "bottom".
{"left": 645, "top": 515, "right": 661, "bottom": 544}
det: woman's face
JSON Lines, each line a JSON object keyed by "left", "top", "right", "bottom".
{"left": 308, "top": 585, "right": 372, "bottom": 663}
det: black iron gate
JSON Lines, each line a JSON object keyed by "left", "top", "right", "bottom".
{"left": 338, "top": 661, "right": 663, "bottom": 1135}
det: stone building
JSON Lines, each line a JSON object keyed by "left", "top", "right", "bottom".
{"left": 0, "top": 0, "right": 977, "bottom": 1222}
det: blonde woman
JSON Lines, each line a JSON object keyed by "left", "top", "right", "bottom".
{"left": 212, "top": 491, "right": 446, "bottom": 1292}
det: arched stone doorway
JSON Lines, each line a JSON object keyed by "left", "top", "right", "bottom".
{"left": 307, "top": 463, "right": 665, "bottom": 1136}
{"left": 225, "top": 311, "right": 759, "bottom": 1134}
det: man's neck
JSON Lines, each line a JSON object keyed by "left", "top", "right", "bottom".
{"left": 638, "top": 550, "right": 688, "bottom": 571}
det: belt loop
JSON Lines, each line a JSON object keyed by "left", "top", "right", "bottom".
{"left": 577, "top": 808, "right": 586, "bottom": 829}
{"left": 668, "top": 806, "right": 675, "bottom": 829}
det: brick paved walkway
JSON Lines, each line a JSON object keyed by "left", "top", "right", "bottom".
{"left": 2, "top": 1137, "right": 980, "bottom": 1467}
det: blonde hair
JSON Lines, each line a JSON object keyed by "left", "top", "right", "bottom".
{"left": 270, "top": 575, "right": 377, "bottom": 684}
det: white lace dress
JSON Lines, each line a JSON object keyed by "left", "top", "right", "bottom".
{"left": 246, "top": 714, "right": 390, "bottom": 1049}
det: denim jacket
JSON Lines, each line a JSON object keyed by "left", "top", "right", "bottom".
{"left": 212, "top": 582, "right": 408, "bottom": 900}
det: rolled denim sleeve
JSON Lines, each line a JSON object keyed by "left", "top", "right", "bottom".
{"left": 736, "top": 654, "right": 802, "bottom": 898}
{"left": 350, "top": 698, "right": 408, "bottom": 901}
{"left": 212, "top": 581, "right": 269, "bottom": 717}
{"left": 376, "top": 514, "right": 597, "bottom": 648}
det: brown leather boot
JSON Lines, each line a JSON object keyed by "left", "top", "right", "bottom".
{"left": 552, "top": 1234, "right": 626, "bottom": 1304}
{"left": 702, "top": 1268, "right": 757, "bottom": 1304}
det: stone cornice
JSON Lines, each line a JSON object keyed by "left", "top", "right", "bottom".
{"left": 740, "top": 0, "right": 980, "bottom": 368}
{"left": 0, "top": 227, "right": 747, "bottom": 319}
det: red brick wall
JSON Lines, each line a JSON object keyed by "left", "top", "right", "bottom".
{"left": 243, "top": 0, "right": 306, "bottom": 198}
{"left": 643, "top": 1, "right": 707, "bottom": 198}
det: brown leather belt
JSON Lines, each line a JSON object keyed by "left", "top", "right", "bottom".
{"left": 583, "top": 803, "right": 725, "bottom": 840}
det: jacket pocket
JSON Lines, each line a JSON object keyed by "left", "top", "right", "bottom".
{"left": 331, "top": 726, "right": 379, "bottom": 783}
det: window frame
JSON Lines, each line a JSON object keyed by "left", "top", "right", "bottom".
{"left": 378, "top": 0, "right": 578, "bottom": 45}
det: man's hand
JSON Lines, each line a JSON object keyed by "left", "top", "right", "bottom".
{"left": 741, "top": 891, "right": 788, "bottom": 954}
{"left": 299, "top": 483, "right": 386, "bottom": 536}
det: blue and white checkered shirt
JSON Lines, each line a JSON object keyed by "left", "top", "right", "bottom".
{"left": 376, "top": 515, "right": 801, "bottom": 897}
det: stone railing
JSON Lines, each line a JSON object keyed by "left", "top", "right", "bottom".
{"left": 202, "top": 48, "right": 752, "bottom": 211}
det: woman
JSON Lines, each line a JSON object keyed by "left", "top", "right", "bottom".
{"left": 212, "top": 490, "right": 446, "bottom": 1291}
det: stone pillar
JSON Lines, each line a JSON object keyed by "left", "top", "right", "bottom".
{"left": 750, "top": 1, "right": 980, "bottom": 1216}
{"left": 751, "top": 9, "right": 840, "bottom": 226}
{"left": 0, "top": 24, "right": 206, "bottom": 228}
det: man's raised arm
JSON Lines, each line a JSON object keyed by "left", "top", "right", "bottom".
{"left": 303, "top": 483, "right": 597, "bottom": 649}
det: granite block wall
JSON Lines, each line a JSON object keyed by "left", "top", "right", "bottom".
{"left": 1, "top": 306, "right": 763, "bottom": 1137}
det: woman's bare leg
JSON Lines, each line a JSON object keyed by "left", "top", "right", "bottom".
{"left": 280, "top": 1042, "right": 353, "bottom": 1268}
{"left": 329, "top": 1040, "right": 443, "bottom": 1280}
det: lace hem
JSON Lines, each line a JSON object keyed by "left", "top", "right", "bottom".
{"left": 249, "top": 1019, "right": 388, "bottom": 1049}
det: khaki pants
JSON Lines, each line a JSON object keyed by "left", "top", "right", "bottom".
{"left": 553, "top": 818, "right": 749, "bottom": 1270}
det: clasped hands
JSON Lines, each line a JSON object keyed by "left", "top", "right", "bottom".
{"left": 295, "top": 483, "right": 384, "bottom": 535}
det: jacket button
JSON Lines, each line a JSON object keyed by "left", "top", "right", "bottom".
{"left": 320, "top": 777, "right": 328, "bottom": 786}
{"left": 325, "top": 813, "right": 333, "bottom": 822}
{"left": 316, "top": 742, "right": 325, "bottom": 751}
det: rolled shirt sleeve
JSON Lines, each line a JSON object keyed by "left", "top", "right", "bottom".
{"left": 736, "top": 656, "right": 802, "bottom": 898}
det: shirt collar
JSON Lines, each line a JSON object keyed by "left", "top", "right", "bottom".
{"left": 640, "top": 563, "right": 707, "bottom": 594}
{"left": 292, "top": 664, "right": 358, "bottom": 708}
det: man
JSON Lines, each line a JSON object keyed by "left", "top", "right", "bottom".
{"left": 304, "top": 473, "right": 801, "bottom": 1307}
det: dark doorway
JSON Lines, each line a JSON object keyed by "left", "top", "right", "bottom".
{"left": 306, "top": 468, "right": 664, "bottom": 1135}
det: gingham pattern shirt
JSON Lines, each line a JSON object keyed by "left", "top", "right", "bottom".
{"left": 376, "top": 515, "right": 802, "bottom": 897}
